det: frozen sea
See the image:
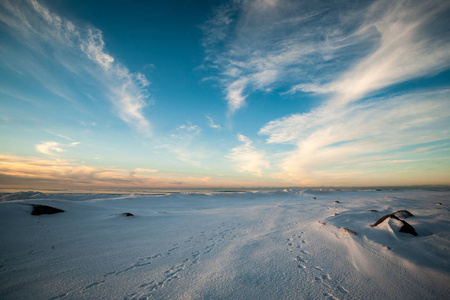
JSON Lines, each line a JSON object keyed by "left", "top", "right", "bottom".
{"left": 0, "top": 189, "right": 449, "bottom": 299}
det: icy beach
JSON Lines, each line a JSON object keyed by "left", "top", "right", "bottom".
{"left": 1, "top": 189, "right": 449, "bottom": 299}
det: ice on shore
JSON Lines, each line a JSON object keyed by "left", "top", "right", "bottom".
{"left": 0, "top": 189, "right": 449, "bottom": 299}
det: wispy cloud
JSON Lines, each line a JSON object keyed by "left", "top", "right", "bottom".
{"left": 162, "top": 122, "right": 209, "bottom": 167}
{"left": 200, "top": 1, "right": 240, "bottom": 59}
{"left": 288, "top": 0, "right": 450, "bottom": 107}
{"left": 44, "top": 131, "right": 73, "bottom": 141}
{"left": 206, "top": 116, "right": 221, "bottom": 129}
{"left": 260, "top": 90, "right": 450, "bottom": 185}
{"left": 0, "top": 0, "right": 152, "bottom": 134}
{"left": 35, "top": 141, "right": 79, "bottom": 156}
{"left": 202, "top": 0, "right": 450, "bottom": 114}
{"left": 171, "top": 122, "right": 202, "bottom": 138}
{"left": 225, "top": 77, "right": 249, "bottom": 114}
{"left": 202, "top": 0, "right": 450, "bottom": 185}
{"left": 201, "top": 0, "right": 362, "bottom": 113}
{"left": 227, "top": 134, "right": 270, "bottom": 177}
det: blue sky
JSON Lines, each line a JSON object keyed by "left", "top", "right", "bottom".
{"left": 0, "top": 0, "right": 449, "bottom": 190}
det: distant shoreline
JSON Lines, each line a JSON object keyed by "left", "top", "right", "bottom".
{"left": 1, "top": 185, "right": 449, "bottom": 195}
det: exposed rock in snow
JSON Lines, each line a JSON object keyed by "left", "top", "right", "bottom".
{"left": 372, "top": 213, "right": 418, "bottom": 236}
{"left": 393, "top": 210, "right": 414, "bottom": 218}
{"left": 29, "top": 204, "right": 65, "bottom": 216}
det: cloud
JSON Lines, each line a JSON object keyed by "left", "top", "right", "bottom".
{"left": 187, "top": 176, "right": 211, "bottom": 183}
{"left": 200, "top": 1, "right": 240, "bottom": 56}
{"left": 0, "top": 154, "right": 215, "bottom": 189}
{"left": 206, "top": 116, "right": 221, "bottom": 129}
{"left": 35, "top": 142, "right": 64, "bottom": 156}
{"left": 259, "top": 90, "right": 450, "bottom": 185}
{"left": 290, "top": 0, "right": 450, "bottom": 108}
{"left": 162, "top": 122, "right": 209, "bottom": 167}
{"left": 201, "top": 0, "right": 354, "bottom": 113}
{"left": 226, "top": 77, "right": 249, "bottom": 113}
{"left": 255, "top": 0, "right": 450, "bottom": 185}
{"left": 0, "top": 0, "right": 152, "bottom": 135}
{"left": 0, "top": 154, "right": 160, "bottom": 188}
{"left": 44, "top": 131, "right": 73, "bottom": 141}
{"left": 202, "top": 0, "right": 450, "bottom": 185}
{"left": 135, "top": 72, "right": 150, "bottom": 87}
{"left": 80, "top": 28, "right": 115, "bottom": 70}
{"left": 227, "top": 134, "right": 270, "bottom": 177}
{"left": 35, "top": 141, "right": 79, "bottom": 156}
{"left": 0, "top": 154, "right": 280, "bottom": 189}
{"left": 134, "top": 168, "right": 158, "bottom": 173}
{"left": 202, "top": 0, "right": 450, "bottom": 114}
{"left": 171, "top": 122, "right": 202, "bottom": 138}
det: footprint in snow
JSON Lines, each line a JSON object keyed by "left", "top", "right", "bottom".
{"left": 323, "top": 292, "right": 339, "bottom": 300}
{"left": 314, "top": 274, "right": 332, "bottom": 288}
{"left": 294, "top": 255, "right": 306, "bottom": 263}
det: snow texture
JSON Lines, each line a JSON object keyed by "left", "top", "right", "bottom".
{"left": 0, "top": 189, "right": 449, "bottom": 299}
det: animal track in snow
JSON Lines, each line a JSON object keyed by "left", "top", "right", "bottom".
{"left": 284, "top": 233, "right": 348, "bottom": 296}
{"left": 125, "top": 222, "right": 240, "bottom": 299}
{"left": 294, "top": 255, "right": 306, "bottom": 263}
{"left": 314, "top": 272, "right": 349, "bottom": 297}
{"left": 314, "top": 274, "right": 332, "bottom": 288}
{"left": 285, "top": 233, "right": 310, "bottom": 270}
{"left": 323, "top": 292, "right": 339, "bottom": 300}
{"left": 54, "top": 222, "right": 242, "bottom": 300}
{"left": 337, "top": 286, "right": 349, "bottom": 294}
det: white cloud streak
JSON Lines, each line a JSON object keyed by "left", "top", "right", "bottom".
{"left": 227, "top": 134, "right": 270, "bottom": 177}
{"left": 203, "top": 0, "right": 450, "bottom": 184}
{"left": 206, "top": 116, "right": 221, "bottom": 129}
{"left": 260, "top": 90, "right": 450, "bottom": 185}
{"left": 226, "top": 77, "right": 249, "bottom": 113}
{"left": 35, "top": 141, "right": 79, "bottom": 156}
{"left": 203, "top": 0, "right": 450, "bottom": 114}
{"left": 291, "top": 0, "right": 450, "bottom": 108}
{"left": 0, "top": 0, "right": 152, "bottom": 135}
{"left": 202, "top": 0, "right": 362, "bottom": 113}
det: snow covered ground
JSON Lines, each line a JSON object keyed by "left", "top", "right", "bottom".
{"left": 0, "top": 189, "right": 449, "bottom": 299}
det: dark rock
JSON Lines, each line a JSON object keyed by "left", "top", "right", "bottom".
{"left": 312, "top": 197, "right": 317, "bottom": 199}
{"left": 368, "top": 209, "right": 379, "bottom": 212}
{"left": 122, "top": 212, "right": 134, "bottom": 217}
{"left": 435, "top": 202, "right": 443, "bottom": 206}
{"left": 393, "top": 210, "right": 414, "bottom": 218}
{"left": 398, "top": 219, "right": 419, "bottom": 236}
{"left": 371, "top": 214, "right": 393, "bottom": 227}
{"left": 30, "top": 204, "right": 64, "bottom": 216}
{"left": 334, "top": 200, "right": 340, "bottom": 203}
{"left": 371, "top": 213, "right": 419, "bottom": 236}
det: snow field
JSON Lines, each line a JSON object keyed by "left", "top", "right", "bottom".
{"left": 0, "top": 190, "right": 449, "bottom": 299}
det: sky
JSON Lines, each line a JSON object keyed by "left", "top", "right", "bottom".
{"left": 0, "top": 0, "right": 449, "bottom": 191}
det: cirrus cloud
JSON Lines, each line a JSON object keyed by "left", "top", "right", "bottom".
{"left": 0, "top": 0, "right": 152, "bottom": 135}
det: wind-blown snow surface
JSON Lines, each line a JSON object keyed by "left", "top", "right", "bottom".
{"left": 0, "top": 189, "right": 449, "bottom": 299}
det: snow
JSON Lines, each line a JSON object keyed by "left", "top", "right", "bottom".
{"left": 0, "top": 189, "right": 449, "bottom": 299}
